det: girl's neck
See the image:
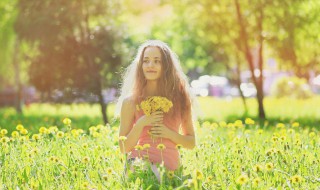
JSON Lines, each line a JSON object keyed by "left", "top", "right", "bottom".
{"left": 145, "top": 80, "right": 158, "bottom": 96}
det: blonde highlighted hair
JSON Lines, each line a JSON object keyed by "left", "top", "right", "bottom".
{"left": 115, "top": 40, "right": 198, "bottom": 120}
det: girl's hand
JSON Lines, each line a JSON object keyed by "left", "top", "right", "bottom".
{"left": 149, "top": 124, "right": 174, "bottom": 139}
{"left": 136, "top": 111, "right": 163, "bottom": 128}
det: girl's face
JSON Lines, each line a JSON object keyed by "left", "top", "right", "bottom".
{"left": 142, "top": 46, "right": 162, "bottom": 81}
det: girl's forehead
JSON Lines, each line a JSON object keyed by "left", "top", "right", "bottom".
{"left": 144, "top": 46, "right": 162, "bottom": 57}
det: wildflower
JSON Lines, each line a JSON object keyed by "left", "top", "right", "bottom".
{"left": 195, "top": 170, "right": 203, "bottom": 180}
{"left": 82, "top": 143, "right": 88, "bottom": 149}
{"left": 119, "top": 136, "right": 127, "bottom": 141}
{"left": 257, "top": 129, "right": 263, "bottom": 135}
{"left": 236, "top": 174, "right": 249, "bottom": 185}
{"left": 20, "top": 129, "right": 28, "bottom": 135}
{"left": 1, "top": 129, "right": 8, "bottom": 135}
{"left": 252, "top": 177, "right": 262, "bottom": 186}
{"left": 11, "top": 131, "right": 20, "bottom": 138}
{"left": 49, "top": 126, "right": 59, "bottom": 133}
{"left": 276, "top": 123, "right": 285, "bottom": 129}
{"left": 134, "top": 145, "right": 143, "bottom": 151}
{"left": 157, "top": 143, "right": 166, "bottom": 150}
{"left": 206, "top": 175, "right": 213, "bottom": 182}
{"left": 106, "top": 167, "right": 113, "bottom": 175}
{"left": 63, "top": 118, "right": 71, "bottom": 125}
{"left": 142, "top": 143, "right": 150, "bottom": 150}
{"left": 82, "top": 182, "right": 89, "bottom": 189}
{"left": 56, "top": 131, "right": 64, "bottom": 138}
{"left": 102, "top": 174, "right": 108, "bottom": 181}
{"left": 176, "top": 144, "right": 183, "bottom": 150}
{"left": 219, "top": 121, "right": 227, "bottom": 127}
{"left": 16, "top": 124, "right": 24, "bottom": 131}
{"left": 32, "top": 134, "right": 41, "bottom": 141}
{"left": 30, "top": 148, "right": 40, "bottom": 155}
{"left": 167, "top": 171, "right": 174, "bottom": 179}
{"left": 265, "top": 163, "right": 274, "bottom": 171}
{"left": 234, "top": 120, "right": 243, "bottom": 128}
{"left": 253, "top": 164, "right": 263, "bottom": 172}
{"left": 82, "top": 156, "right": 90, "bottom": 163}
{"left": 292, "top": 122, "right": 299, "bottom": 128}
{"left": 290, "top": 175, "right": 303, "bottom": 183}
{"left": 1, "top": 137, "right": 10, "bottom": 143}
{"left": 39, "top": 127, "right": 47, "bottom": 134}
{"left": 245, "top": 118, "right": 255, "bottom": 125}
{"left": 309, "top": 132, "right": 316, "bottom": 138}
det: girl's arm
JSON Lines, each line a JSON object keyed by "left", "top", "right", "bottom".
{"left": 119, "top": 98, "right": 164, "bottom": 153}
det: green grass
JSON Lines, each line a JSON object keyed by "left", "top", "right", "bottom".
{"left": 0, "top": 96, "right": 319, "bottom": 134}
{"left": 1, "top": 97, "right": 320, "bottom": 189}
{"left": 0, "top": 120, "right": 319, "bottom": 189}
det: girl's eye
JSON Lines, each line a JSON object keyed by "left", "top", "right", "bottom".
{"left": 155, "top": 60, "right": 161, "bottom": 64}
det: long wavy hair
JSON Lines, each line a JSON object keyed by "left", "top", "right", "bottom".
{"left": 115, "top": 40, "right": 198, "bottom": 120}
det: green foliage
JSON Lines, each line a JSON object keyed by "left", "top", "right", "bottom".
{"left": 271, "top": 76, "right": 314, "bottom": 99}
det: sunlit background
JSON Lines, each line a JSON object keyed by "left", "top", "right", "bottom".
{"left": 1, "top": 0, "right": 320, "bottom": 128}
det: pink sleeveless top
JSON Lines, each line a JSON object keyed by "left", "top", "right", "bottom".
{"left": 128, "top": 109, "right": 182, "bottom": 171}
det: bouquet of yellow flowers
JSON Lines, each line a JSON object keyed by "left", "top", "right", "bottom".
{"left": 136, "top": 96, "right": 173, "bottom": 115}
{"left": 136, "top": 96, "right": 173, "bottom": 143}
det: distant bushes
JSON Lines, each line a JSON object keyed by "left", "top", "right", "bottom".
{"left": 271, "top": 76, "right": 313, "bottom": 99}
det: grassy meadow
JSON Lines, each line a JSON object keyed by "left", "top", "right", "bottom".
{"left": 0, "top": 96, "right": 320, "bottom": 189}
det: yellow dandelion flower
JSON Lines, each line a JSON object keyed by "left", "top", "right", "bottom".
{"left": 39, "top": 127, "right": 47, "bottom": 134}
{"left": 1, "top": 129, "right": 8, "bottom": 135}
{"left": 49, "top": 126, "right": 58, "bottom": 133}
{"left": 265, "top": 163, "right": 274, "bottom": 171}
{"left": 276, "top": 123, "right": 285, "bottom": 129}
{"left": 1, "top": 137, "right": 10, "bottom": 143}
{"left": 206, "top": 175, "right": 213, "bottom": 182}
{"left": 102, "top": 174, "right": 108, "bottom": 181}
{"left": 119, "top": 136, "right": 127, "bottom": 141}
{"left": 16, "top": 124, "right": 24, "bottom": 131}
{"left": 195, "top": 170, "right": 203, "bottom": 180}
{"left": 245, "top": 118, "right": 255, "bottom": 125}
{"left": 236, "top": 174, "right": 249, "bottom": 185}
{"left": 252, "top": 177, "right": 262, "bottom": 186}
{"left": 157, "top": 143, "right": 166, "bottom": 150}
{"left": 142, "top": 143, "right": 150, "bottom": 150}
{"left": 106, "top": 167, "right": 113, "bottom": 175}
{"left": 63, "top": 118, "right": 71, "bottom": 125}
{"left": 56, "top": 131, "right": 64, "bottom": 138}
{"left": 20, "top": 128, "right": 28, "bottom": 135}
{"left": 309, "top": 132, "right": 316, "bottom": 138}
{"left": 134, "top": 145, "right": 143, "bottom": 151}
{"left": 82, "top": 143, "right": 88, "bottom": 149}
{"left": 11, "top": 131, "right": 20, "bottom": 138}
{"left": 253, "top": 164, "right": 263, "bottom": 172}
{"left": 175, "top": 144, "right": 183, "bottom": 150}
{"left": 82, "top": 156, "right": 90, "bottom": 163}
{"left": 257, "top": 129, "right": 263, "bottom": 135}
{"left": 217, "top": 121, "right": 225, "bottom": 127}
{"left": 290, "top": 175, "right": 303, "bottom": 183}
{"left": 292, "top": 122, "right": 299, "bottom": 128}
{"left": 32, "top": 134, "right": 41, "bottom": 141}
{"left": 30, "top": 148, "right": 40, "bottom": 155}
{"left": 82, "top": 182, "right": 89, "bottom": 188}
{"left": 167, "top": 171, "right": 174, "bottom": 179}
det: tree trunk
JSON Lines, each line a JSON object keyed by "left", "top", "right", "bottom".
{"left": 234, "top": 0, "right": 266, "bottom": 119}
{"left": 235, "top": 54, "right": 248, "bottom": 115}
{"left": 98, "top": 85, "right": 108, "bottom": 124}
{"left": 13, "top": 38, "right": 22, "bottom": 114}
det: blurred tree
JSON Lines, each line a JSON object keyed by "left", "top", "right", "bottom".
{"left": 15, "top": 0, "right": 124, "bottom": 124}
{"left": 267, "top": 0, "right": 320, "bottom": 78}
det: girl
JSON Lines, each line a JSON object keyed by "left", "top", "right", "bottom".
{"left": 115, "top": 40, "right": 196, "bottom": 179}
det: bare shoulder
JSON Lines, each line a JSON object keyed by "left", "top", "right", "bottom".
{"left": 122, "top": 96, "right": 135, "bottom": 112}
